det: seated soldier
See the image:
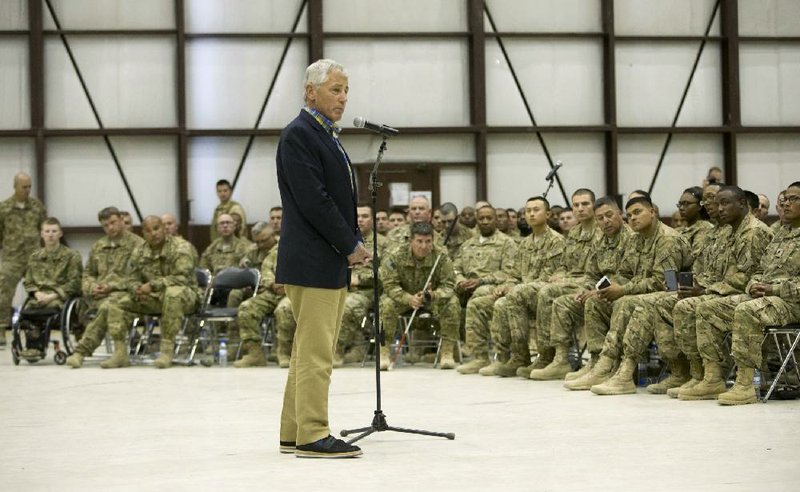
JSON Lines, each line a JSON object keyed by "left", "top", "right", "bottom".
{"left": 200, "top": 213, "right": 251, "bottom": 276}
{"left": 20, "top": 217, "right": 82, "bottom": 357}
{"left": 234, "top": 243, "right": 284, "bottom": 368}
{"left": 379, "top": 222, "right": 459, "bottom": 370}
{"left": 688, "top": 182, "right": 800, "bottom": 404}
{"left": 162, "top": 212, "right": 199, "bottom": 265}
{"left": 66, "top": 216, "right": 198, "bottom": 369}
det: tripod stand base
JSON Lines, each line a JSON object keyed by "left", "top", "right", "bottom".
{"left": 340, "top": 410, "right": 455, "bottom": 445}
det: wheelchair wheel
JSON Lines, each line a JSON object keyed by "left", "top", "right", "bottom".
{"left": 54, "top": 350, "right": 67, "bottom": 365}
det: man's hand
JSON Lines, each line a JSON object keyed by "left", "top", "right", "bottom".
{"left": 677, "top": 285, "right": 704, "bottom": 299}
{"left": 135, "top": 283, "right": 152, "bottom": 299}
{"left": 34, "top": 291, "right": 58, "bottom": 304}
{"left": 410, "top": 292, "right": 426, "bottom": 310}
{"left": 91, "top": 283, "right": 111, "bottom": 299}
{"left": 597, "top": 282, "right": 624, "bottom": 302}
{"left": 272, "top": 283, "right": 285, "bottom": 296}
{"left": 347, "top": 243, "right": 372, "bottom": 267}
{"left": 575, "top": 290, "right": 598, "bottom": 304}
{"left": 350, "top": 275, "right": 360, "bottom": 289}
{"left": 493, "top": 284, "right": 511, "bottom": 298}
{"left": 749, "top": 282, "right": 773, "bottom": 298}
{"left": 457, "top": 279, "right": 480, "bottom": 294}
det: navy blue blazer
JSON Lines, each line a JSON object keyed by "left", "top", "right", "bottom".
{"left": 275, "top": 110, "right": 361, "bottom": 289}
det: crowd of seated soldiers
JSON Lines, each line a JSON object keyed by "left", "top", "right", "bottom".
{"left": 5, "top": 173, "right": 799, "bottom": 405}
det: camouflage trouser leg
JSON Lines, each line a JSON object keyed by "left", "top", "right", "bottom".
{"left": 431, "top": 294, "right": 461, "bottom": 343}
{"left": 464, "top": 293, "right": 497, "bottom": 359}
{"left": 671, "top": 293, "right": 719, "bottom": 360}
{"left": 595, "top": 296, "right": 638, "bottom": 361}
{"left": 338, "top": 290, "right": 374, "bottom": 352}
{"left": 731, "top": 296, "right": 800, "bottom": 369}
{"left": 159, "top": 286, "right": 199, "bottom": 341}
{"left": 109, "top": 294, "right": 162, "bottom": 341}
{"left": 226, "top": 288, "right": 245, "bottom": 308}
{"left": 621, "top": 292, "right": 670, "bottom": 359}
{"left": 696, "top": 295, "right": 749, "bottom": 364}
{"left": 536, "top": 282, "right": 582, "bottom": 351}
{"left": 379, "top": 295, "right": 403, "bottom": 344}
{"left": 490, "top": 297, "right": 512, "bottom": 359}
{"left": 0, "top": 259, "right": 27, "bottom": 329}
{"left": 237, "top": 292, "right": 280, "bottom": 343}
{"left": 550, "top": 293, "right": 585, "bottom": 349}
{"left": 274, "top": 297, "right": 295, "bottom": 356}
{"left": 74, "top": 301, "right": 114, "bottom": 356}
{"left": 502, "top": 284, "right": 541, "bottom": 360}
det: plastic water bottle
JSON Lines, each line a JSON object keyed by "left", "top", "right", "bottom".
{"left": 219, "top": 340, "right": 228, "bottom": 367}
{"left": 753, "top": 368, "right": 762, "bottom": 400}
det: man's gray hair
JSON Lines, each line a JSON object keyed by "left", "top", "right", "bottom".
{"left": 304, "top": 59, "right": 347, "bottom": 96}
{"left": 250, "top": 221, "right": 270, "bottom": 236}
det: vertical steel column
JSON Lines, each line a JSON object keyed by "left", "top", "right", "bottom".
{"left": 720, "top": 0, "right": 740, "bottom": 186}
{"left": 175, "top": 0, "right": 190, "bottom": 236}
{"left": 308, "top": 0, "right": 323, "bottom": 62}
{"left": 601, "top": 0, "right": 617, "bottom": 198}
{"left": 29, "top": 0, "right": 45, "bottom": 201}
{"left": 469, "top": 0, "right": 487, "bottom": 200}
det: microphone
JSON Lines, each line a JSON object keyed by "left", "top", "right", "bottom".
{"left": 353, "top": 116, "right": 399, "bottom": 137}
{"left": 545, "top": 161, "right": 563, "bottom": 181}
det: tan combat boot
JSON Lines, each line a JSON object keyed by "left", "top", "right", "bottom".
{"left": 678, "top": 361, "right": 726, "bottom": 400}
{"left": 668, "top": 356, "right": 704, "bottom": 398}
{"left": 438, "top": 341, "right": 456, "bottom": 370}
{"left": 66, "top": 351, "right": 85, "bottom": 369}
{"left": 565, "top": 352, "right": 598, "bottom": 381}
{"left": 457, "top": 356, "right": 490, "bottom": 375}
{"left": 529, "top": 344, "right": 572, "bottom": 380}
{"left": 379, "top": 344, "right": 390, "bottom": 371}
{"left": 496, "top": 354, "right": 531, "bottom": 378}
{"left": 277, "top": 351, "right": 291, "bottom": 368}
{"left": 479, "top": 354, "right": 507, "bottom": 376}
{"left": 100, "top": 340, "right": 130, "bottom": 369}
{"left": 234, "top": 340, "right": 267, "bottom": 368}
{"left": 718, "top": 367, "right": 758, "bottom": 406}
{"left": 516, "top": 362, "right": 537, "bottom": 378}
{"left": 564, "top": 355, "right": 615, "bottom": 390}
{"left": 591, "top": 357, "right": 637, "bottom": 395}
{"left": 647, "top": 355, "right": 690, "bottom": 394}
{"left": 153, "top": 340, "right": 175, "bottom": 369}
{"left": 343, "top": 345, "right": 366, "bottom": 364}
{"left": 333, "top": 348, "right": 345, "bottom": 368}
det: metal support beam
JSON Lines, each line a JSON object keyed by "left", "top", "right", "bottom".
{"left": 468, "top": 0, "right": 487, "bottom": 199}
{"left": 308, "top": 0, "right": 323, "bottom": 62}
{"left": 175, "top": 0, "right": 190, "bottom": 237}
{"left": 720, "top": 0, "right": 740, "bottom": 186}
{"left": 29, "top": 0, "right": 45, "bottom": 201}
{"left": 601, "top": 0, "right": 617, "bottom": 198}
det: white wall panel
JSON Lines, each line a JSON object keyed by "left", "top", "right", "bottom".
{"left": 0, "top": 0, "right": 27, "bottom": 29}
{"left": 618, "top": 134, "right": 723, "bottom": 216}
{"left": 440, "top": 167, "right": 477, "bottom": 210}
{"left": 186, "top": 0, "right": 307, "bottom": 32}
{"left": 0, "top": 139, "right": 36, "bottom": 197}
{"left": 46, "top": 137, "right": 178, "bottom": 226}
{"left": 486, "top": 39, "right": 604, "bottom": 126}
{"left": 739, "top": 0, "right": 800, "bottom": 36}
{"left": 43, "top": 0, "right": 174, "bottom": 29}
{"left": 188, "top": 137, "right": 281, "bottom": 225}
{"left": 45, "top": 37, "right": 176, "bottom": 128}
{"left": 487, "top": 134, "right": 605, "bottom": 210}
{"left": 324, "top": 0, "right": 466, "bottom": 32}
{"left": 740, "top": 44, "right": 800, "bottom": 126}
{"left": 738, "top": 135, "right": 800, "bottom": 207}
{"left": 187, "top": 39, "right": 307, "bottom": 129}
{"left": 326, "top": 40, "right": 470, "bottom": 127}
{"left": 615, "top": 0, "right": 720, "bottom": 36}
{"left": 616, "top": 42, "right": 722, "bottom": 127}
{"left": 0, "top": 37, "right": 29, "bottom": 130}
{"left": 342, "top": 134, "right": 474, "bottom": 164}
{"left": 483, "top": 0, "right": 600, "bottom": 32}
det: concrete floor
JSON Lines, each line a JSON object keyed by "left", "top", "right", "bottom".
{"left": 2, "top": 349, "right": 799, "bottom": 492}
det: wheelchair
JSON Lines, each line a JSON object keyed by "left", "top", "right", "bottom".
{"left": 10, "top": 296, "right": 82, "bottom": 366}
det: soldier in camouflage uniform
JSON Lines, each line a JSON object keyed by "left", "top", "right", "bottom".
{"left": 19, "top": 218, "right": 82, "bottom": 358}
{"left": 210, "top": 179, "right": 247, "bottom": 242}
{"left": 0, "top": 172, "right": 47, "bottom": 346}
{"left": 437, "top": 202, "right": 474, "bottom": 261}
{"left": 535, "top": 196, "right": 633, "bottom": 381}
{"left": 273, "top": 294, "right": 295, "bottom": 368}
{"left": 379, "top": 222, "right": 459, "bottom": 370}
{"left": 200, "top": 213, "right": 252, "bottom": 275}
{"left": 488, "top": 196, "right": 565, "bottom": 377}
{"left": 569, "top": 197, "right": 689, "bottom": 394}
{"left": 386, "top": 195, "right": 434, "bottom": 250}
{"left": 521, "top": 189, "right": 602, "bottom": 378}
{"left": 229, "top": 222, "right": 276, "bottom": 307}
{"left": 454, "top": 205, "right": 519, "bottom": 374}
{"left": 66, "top": 216, "right": 198, "bottom": 369}
{"left": 162, "top": 212, "right": 199, "bottom": 265}
{"left": 234, "top": 245, "right": 283, "bottom": 367}
{"left": 686, "top": 182, "right": 800, "bottom": 405}
{"left": 609, "top": 187, "right": 772, "bottom": 397}
{"left": 335, "top": 205, "right": 388, "bottom": 366}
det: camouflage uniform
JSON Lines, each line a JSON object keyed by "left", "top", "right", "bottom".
{"left": 199, "top": 236, "right": 251, "bottom": 275}
{"left": 681, "top": 220, "right": 713, "bottom": 262}
{"left": 273, "top": 296, "right": 295, "bottom": 361}
{"left": 534, "top": 220, "right": 604, "bottom": 353}
{"left": 240, "top": 243, "right": 272, "bottom": 271}
{"left": 210, "top": 200, "right": 246, "bottom": 242}
{"left": 455, "top": 231, "right": 518, "bottom": 360}
{"left": 379, "top": 243, "right": 460, "bottom": 348}
{"left": 72, "top": 236, "right": 198, "bottom": 357}
{"left": 23, "top": 244, "right": 83, "bottom": 309}
{"left": 337, "top": 233, "right": 388, "bottom": 355}
{"left": 437, "top": 225, "right": 474, "bottom": 261}
{"left": 490, "top": 226, "right": 564, "bottom": 363}
{"left": 0, "top": 194, "right": 47, "bottom": 335}
{"left": 173, "top": 235, "right": 199, "bottom": 267}
{"left": 696, "top": 225, "right": 800, "bottom": 370}
{"left": 237, "top": 247, "right": 282, "bottom": 343}
{"left": 550, "top": 224, "right": 633, "bottom": 355}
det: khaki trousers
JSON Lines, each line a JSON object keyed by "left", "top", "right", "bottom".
{"left": 280, "top": 284, "right": 347, "bottom": 446}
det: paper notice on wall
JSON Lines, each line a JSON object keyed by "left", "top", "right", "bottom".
{"left": 389, "top": 182, "right": 411, "bottom": 206}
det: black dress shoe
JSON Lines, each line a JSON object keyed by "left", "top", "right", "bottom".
{"left": 295, "top": 435, "right": 362, "bottom": 458}
{"left": 279, "top": 441, "right": 296, "bottom": 454}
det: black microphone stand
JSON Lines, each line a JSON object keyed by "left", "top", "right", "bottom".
{"left": 340, "top": 135, "right": 455, "bottom": 444}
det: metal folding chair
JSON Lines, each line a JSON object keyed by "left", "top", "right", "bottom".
{"left": 762, "top": 324, "right": 800, "bottom": 401}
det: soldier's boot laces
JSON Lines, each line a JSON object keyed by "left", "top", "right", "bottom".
{"left": 591, "top": 357, "right": 637, "bottom": 395}
{"left": 678, "top": 361, "right": 726, "bottom": 400}
{"left": 718, "top": 367, "right": 758, "bottom": 406}
{"left": 647, "top": 355, "right": 690, "bottom": 394}
{"left": 563, "top": 355, "right": 615, "bottom": 391}
{"left": 529, "top": 344, "right": 572, "bottom": 380}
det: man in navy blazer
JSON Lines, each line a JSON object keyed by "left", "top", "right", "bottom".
{"left": 275, "top": 59, "right": 370, "bottom": 459}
